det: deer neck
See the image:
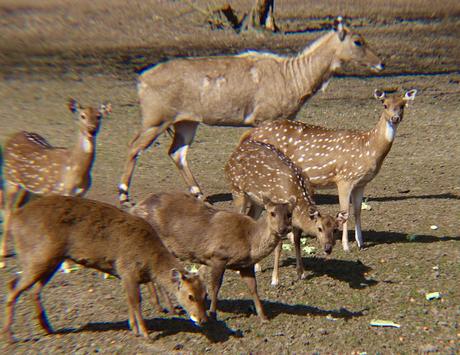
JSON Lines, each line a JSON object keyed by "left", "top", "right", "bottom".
{"left": 149, "top": 250, "right": 187, "bottom": 299}
{"left": 292, "top": 200, "right": 316, "bottom": 234}
{"left": 286, "top": 32, "right": 340, "bottom": 101}
{"left": 368, "top": 112, "right": 398, "bottom": 163}
{"left": 69, "top": 131, "right": 96, "bottom": 174}
{"left": 249, "top": 216, "right": 282, "bottom": 262}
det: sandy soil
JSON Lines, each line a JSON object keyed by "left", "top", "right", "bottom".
{"left": 0, "top": 1, "right": 459, "bottom": 353}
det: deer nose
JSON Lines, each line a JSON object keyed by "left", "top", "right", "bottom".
{"left": 324, "top": 244, "right": 333, "bottom": 255}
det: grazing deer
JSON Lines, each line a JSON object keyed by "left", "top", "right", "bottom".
{"left": 131, "top": 192, "right": 293, "bottom": 321}
{"left": 2, "top": 195, "right": 208, "bottom": 343}
{"left": 247, "top": 89, "right": 417, "bottom": 251}
{"left": 0, "top": 99, "right": 110, "bottom": 264}
{"left": 118, "top": 17, "right": 384, "bottom": 205}
{"left": 225, "top": 138, "right": 348, "bottom": 285}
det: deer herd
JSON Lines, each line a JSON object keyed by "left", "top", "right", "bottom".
{"left": 0, "top": 17, "right": 418, "bottom": 343}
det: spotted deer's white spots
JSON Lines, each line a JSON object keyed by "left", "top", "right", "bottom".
{"left": 246, "top": 90, "right": 416, "bottom": 251}
{"left": 2, "top": 99, "right": 109, "bottom": 259}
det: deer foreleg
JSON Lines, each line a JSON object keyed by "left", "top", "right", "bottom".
{"left": 119, "top": 124, "right": 169, "bottom": 206}
{"left": 351, "top": 186, "right": 365, "bottom": 249}
{"left": 337, "top": 181, "right": 354, "bottom": 252}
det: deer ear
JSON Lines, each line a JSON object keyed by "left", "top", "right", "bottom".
{"left": 171, "top": 269, "right": 183, "bottom": 287}
{"left": 336, "top": 211, "right": 349, "bottom": 227}
{"left": 68, "top": 98, "right": 80, "bottom": 113}
{"left": 288, "top": 196, "right": 297, "bottom": 208}
{"left": 261, "top": 194, "right": 272, "bottom": 206}
{"left": 374, "top": 89, "right": 386, "bottom": 101}
{"left": 404, "top": 89, "right": 417, "bottom": 101}
{"left": 333, "top": 16, "right": 346, "bottom": 41}
{"left": 308, "top": 206, "right": 319, "bottom": 220}
{"left": 99, "top": 102, "right": 112, "bottom": 117}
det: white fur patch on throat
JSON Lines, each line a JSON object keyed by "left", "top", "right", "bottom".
{"left": 385, "top": 121, "right": 396, "bottom": 142}
{"left": 82, "top": 137, "right": 93, "bottom": 153}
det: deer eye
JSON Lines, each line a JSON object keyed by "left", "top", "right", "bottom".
{"left": 354, "top": 40, "right": 363, "bottom": 47}
{"left": 383, "top": 104, "right": 388, "bottom": 109}
{"left": 270, "top": 211, "right": 276, "bottom": 217}
{"left": 188, "top": 294, "right": 195, "bottom": 302}
{"left": 318, "top": 227, "right": 323, "bottom": 233}
{"left": 81, "top": 113, "right": 87, "bottom": 120}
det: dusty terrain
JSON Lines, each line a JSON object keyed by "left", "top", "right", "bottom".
{"left": 0, "top": 1, "right": 459, "bottom": 353}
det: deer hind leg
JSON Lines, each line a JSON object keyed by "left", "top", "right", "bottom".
{"left": 122, "top": 277, "right": 148, "bottom": 338}
{"left": 118, "top": 123, "right": 170, "bottom": 206}
{"left": 168, "top": 121, "right": 202, "bottom": 198}
{"left": 238, "top": 266, "right": 268, "bottom": 322}
{"left": 2, "top": 259, "right": 60, "bottom": 343}
{"left": 1, "top": 184, "right": 27, "bottom": 262}
{"left": 32, "top": 266, "right": 61, "bottom": 334}
{"left": 351, "top": 186, "right": 365, "bottom": 249}
{"left": 337, "top": 181, "right": 354, "bottom": 252}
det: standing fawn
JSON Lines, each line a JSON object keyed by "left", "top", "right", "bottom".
{"left": 1, "top": 99, "right": 110, "bottom": 264}
{"left": 247, "top": 89, "right": 417, "bottom": 251}
{"left": 131, "top": 192, "right": 293, "bottom": 321}
{"left": 2, "top": 195, "right": 208, "bottom": 343}
{"left": 118, "top": 17, "right": 383, "bottom": 205}
{"left": 225, "top": 138, "right": 348, "bottom": 285}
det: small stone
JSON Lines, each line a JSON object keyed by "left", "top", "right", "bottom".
{"left": 318, "top": 328, "right": 328, "bottom": 335}
{"left": 173, "top": 344, "right": 184, "bottom": 350}
{"left": 419, "top": 344, "right": 437, "bottom": 353}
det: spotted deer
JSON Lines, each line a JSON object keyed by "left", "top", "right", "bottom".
{"left": 2, "top": 195, "right": 208, "bottom": 343}
{"left": 1, "top": 99, "right": 110, "bottom": 264}
{"left": 247, "top": 89, "right": 417, "bottom": 251}
{"left": 118, "top": 17, "right": 384, "bottom": 205}
{"left": 131, "top": 192, "right": 293, "bottom": 321}
{"left": 225, "top": 138, "right": 348, "bottom": 285}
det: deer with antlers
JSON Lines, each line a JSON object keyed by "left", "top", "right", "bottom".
{"left": 246, "top": 89, "right": 417, "bottom": 251}
{"left": 118, "top": 17, "right": 383, "bottom": 205}
{"left": 0, "top": 99, "right": 111, "bottom": 265}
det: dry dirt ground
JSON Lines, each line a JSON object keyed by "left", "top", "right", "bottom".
{"left": 0, "top": 1, "right": 459, "bottom": 354}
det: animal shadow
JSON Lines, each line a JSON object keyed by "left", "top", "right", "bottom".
{"left": 364, "top": 230, "right": 460, "bottom": 247}
{"left": 56, "top": 316, "right": 240, "bottom": 343}
{"left": 282, "top": 257, "right": 377, "bottom": 289}
{"left": 216, "top": 298, "right": 365, "bottom": 321}
{"left": 314, "top": 192, "right": 460, "bottom": 205}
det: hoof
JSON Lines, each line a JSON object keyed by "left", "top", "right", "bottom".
{"left": 270, "top": 279, "right": 279, "bottom": 287}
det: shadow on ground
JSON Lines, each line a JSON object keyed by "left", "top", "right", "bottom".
{"left": 216, "top": 298, "right": 366, "bottom": 321}
{"left": 206, "top": 192, "right": 460, "bottom": 206}
{"left": 281, "top": 257, "right": 377, "bottom": 289}
{"left": 55, "top": 316, "right": 241, "bottom": 343}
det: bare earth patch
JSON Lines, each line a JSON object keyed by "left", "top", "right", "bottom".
{"left": 0, "top": 1, "right": 459, "bottom": 353}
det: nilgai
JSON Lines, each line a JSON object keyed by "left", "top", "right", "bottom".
{"left": 131, "top": 192, "right": 293, "bottom": 321}
{"left": 247, "top": 89, "right": 417, "bottom": 251}
{"left": 1, "top": 99, "right": 110, "bottom": 264}
{"left": 2, "top": 195, "right": 208, "bottom": 343}
{"left": 118, "top": 17, "right": 384, "bottom": 205}
{"left": 225, "top": 138, "right": 348, "bottom": 285}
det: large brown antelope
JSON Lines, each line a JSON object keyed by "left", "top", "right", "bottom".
{"left": 2, "top": 195, "right": 208, "bottom": 343}
{"left": 118, "top": 17, "right": 384, "bottom": 205}
{"left": 247, "top": 89, "right": 417, "bottom": 251}
{"left": 131, "top": 192, "right": 293, "bottom": 321}
{"left": 1, "top": 99, "right": 110, "bottom": 264}
{"left": 225, "top": 138, "right": 348, "bottom": 285}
